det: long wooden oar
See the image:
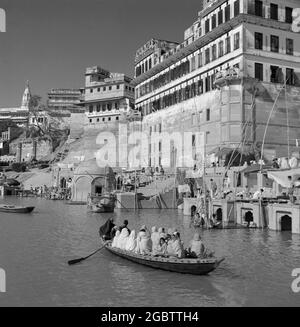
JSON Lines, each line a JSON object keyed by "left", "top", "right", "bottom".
{"left": 68, "top": 242, "right": 107, "bottom": 265}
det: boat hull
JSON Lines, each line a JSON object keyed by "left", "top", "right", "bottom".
{"left": 66, "top": 201, "right": 86, "bottom": 205}
{"left": 91, "top": 204, "right": 114, "bottom": 213}
{"left": 104, "top": 243, "right": 223, "bottom": 275}
{"left": 88, "top": 194, "right": 115, "bottom": 213}
{"left": 0, "top": 206, "right": 35, "bottom": 213}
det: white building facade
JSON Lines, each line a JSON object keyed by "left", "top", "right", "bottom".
{"left": 133, "top": 0, "right": 300, "bottom": 169}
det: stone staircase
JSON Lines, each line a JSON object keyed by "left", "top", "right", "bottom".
{"left": 136, "top": 175, "right": 177, "bottom": 209}
{"left": 49, "top": 140, "right": 70, "bottom": 164}
{"left": 137, "top": 175, "right": 175, "bottom": 197}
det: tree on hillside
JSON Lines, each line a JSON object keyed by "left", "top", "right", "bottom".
{"left": 0, "top": 120, "right": 19, "bottom": 134}
{"left": 27, "top": 95, "right": 70, "bottom": 153}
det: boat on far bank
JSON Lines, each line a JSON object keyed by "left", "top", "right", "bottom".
{"left": 0, "top": 205, "right": 35, "bottom": 213}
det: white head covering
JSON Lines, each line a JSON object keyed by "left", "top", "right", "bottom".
{"left": 125, "top": 230, "right": 136, "bottom": 251}
{"left": 151, "top": 226, "right": 161, "bottom": 252}
{"left": 118, "top": 228, "right": 130, "bottom": 249}
{"left": 112, "top": 230, "right": 120, "bottom": 248}
{"left": 190, "top": 233, "right": 204, "bottom": 257}
{"left": 158, "top": 227, "right": 167, "bottom": 238}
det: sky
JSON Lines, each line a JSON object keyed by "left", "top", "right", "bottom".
{"left": 0, "top": 0, "right": 203, "bottom": 107}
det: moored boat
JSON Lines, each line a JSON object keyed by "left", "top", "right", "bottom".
{"left": 88, "top": 193, "right": 115, "bottom": 213}
{"left": 103, "top": 241, "right": 224, "bottom": 275}
{"left": 90, "top": 203, "right": 114, "bottom": 213}
{"left": 0, "top": 205, "right": 35, "bottom": 213}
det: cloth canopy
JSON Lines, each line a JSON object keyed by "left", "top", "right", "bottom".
{"left": 267, "top": 168, "right": 300, "bottom": 188}
{"left": 241, "top": 164, "right": 272, "bottom": 174}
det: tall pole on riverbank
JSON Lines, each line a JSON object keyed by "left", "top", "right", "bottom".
{"left": 134, "top": 169, "right": 137, "bottom": 211}
{"left": 202, "top": 133, "right": 209, "bottom": 228}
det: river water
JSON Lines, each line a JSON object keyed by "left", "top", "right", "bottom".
{"left": 0, "top": 197, "right": 299, "bottom": 307}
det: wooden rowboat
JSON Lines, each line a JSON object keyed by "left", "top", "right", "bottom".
{"left": 88, "top": 194, "right": 115, "bottom": 213}
{"left": 104, "top": 242, "right": 224, "bottom": 275}
{"left": 0, "top": 205, "right": 35, "bottom": 213}
{"left": 90, "top": 203, "right": 114, "bottom": 213}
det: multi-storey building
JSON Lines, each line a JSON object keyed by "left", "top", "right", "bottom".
{"left": 84, "top": 66, "right": 135, "bottom": 125}
{"left": 47, "top": 88, "right": 83, "bottom": 112}
{"left": 132, "top": 0, "right": 300, "bottom": 169}
{"left": 67, "top": 66, "right": 140, "bottom": 168}
{"left": 134, "top": 39, "right": 179, "bottom": 78}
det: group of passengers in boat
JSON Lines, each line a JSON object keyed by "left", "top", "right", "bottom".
{"left": 99, "top": 218, "right": 213, "bottom": 259}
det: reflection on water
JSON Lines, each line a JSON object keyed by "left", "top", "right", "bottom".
{"left": 0, "top": 197, "right": 299, "bottom": 306}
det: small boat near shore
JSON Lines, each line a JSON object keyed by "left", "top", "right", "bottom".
{"left": 88, "top": 194, "right": 115, "bottom": 213}
{"left": 90, "top": 203, "right": 114, "bottom": 213}
{"left": 103, "top": 241, "right": 224, "bottom": 275}
{"left": 0, "top": 205, "right": 35, "bottom": 213}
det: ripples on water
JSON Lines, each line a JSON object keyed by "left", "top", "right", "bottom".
{"left": 0, "top": 198, "right": 299, "bottom": 306}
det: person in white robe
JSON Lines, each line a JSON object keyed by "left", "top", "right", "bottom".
{"left": 111, "top": 230, "right": 120, "bottom": 248}
{"left": 135, "top": 225, "right": 151, "bottom": 255}
{"left": 125, "top": 230, "right": 136, "bottom": 251}
{"left": 158, "top": 227, "right": 167, "bottom": 239}
{"left": 117, "top": 228, "right": 129, "bottom": 249}
{"left": 152, "top": 237, "right": 168, "bottom": 256}
{"left": 151, "top": 226, "right": 161, "bottom": 253}
{"left": 189, "top": 233, "right": 205, "bottom": 257}
{"left": 167, "top": 232, "right": 184, "bottom": 258}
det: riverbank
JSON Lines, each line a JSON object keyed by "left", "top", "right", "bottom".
{"left": 4, "top": 168, "right": 52, "bottom": 189}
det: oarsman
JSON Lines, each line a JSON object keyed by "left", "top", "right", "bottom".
{"left": 99, "top": 217, "right": 115, "bottom": 241}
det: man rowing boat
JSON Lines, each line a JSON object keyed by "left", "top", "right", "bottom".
{"left": 99, "top": 217, "right": 115, "bottom": 241}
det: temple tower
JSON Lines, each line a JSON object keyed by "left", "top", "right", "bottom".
{"left": 20, "top": 80, "right": 31, "bottom": 110}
